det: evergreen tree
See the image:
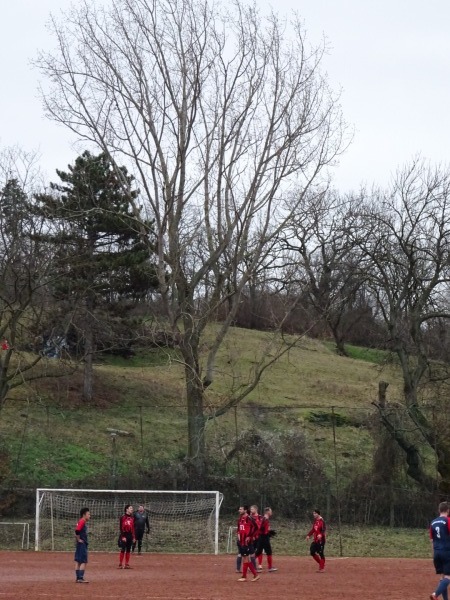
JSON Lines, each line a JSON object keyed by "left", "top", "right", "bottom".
{"left": 34, "top": 151, "right": 157, "bottom": 401}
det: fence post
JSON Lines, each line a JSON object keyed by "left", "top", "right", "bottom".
{"left": 331, "top": 406, "right": 343, "bottom": 557}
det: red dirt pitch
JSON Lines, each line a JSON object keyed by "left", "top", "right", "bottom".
{"left": 0, "top": 552, "right": 436, "bottom": 600}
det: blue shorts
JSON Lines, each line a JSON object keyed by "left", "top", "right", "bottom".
{"left": 433, "top": 550, "right": 450, "bottom": 576}
{"left": 74, "top": 542, "right": 88, "bottom": 564}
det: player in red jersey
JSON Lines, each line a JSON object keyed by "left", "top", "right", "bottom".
{"left": 306, "top": 509, "right": 326, "bottom": 571}
{"left": 255, "top": 507, "right": 278, "bottom": 572}
{"left": 250, "top": 505, "right": 263, "bottom": 571}
{"left": 74, "top": 507, "right": 91, "bottom": 583}
{"left": 236, "top": 505, "right": 260, "bottom": 582}
{"left": 118, "top": 504, "right": 136, "bottom": 569}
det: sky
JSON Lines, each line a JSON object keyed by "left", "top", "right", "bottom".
{"left": 1, "top": 0, "right": 450, "bottom": 192}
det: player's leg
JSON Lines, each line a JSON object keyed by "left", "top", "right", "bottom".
{"left": 318, "top": 541, "right": 326, "bottom": 570}
{"left": 236, "top": 541, "right": 242, "bottom": 573}
{"left": 266, "top": 538, "right": 277, "bottom": 571}
{"left": 74, "top": 545, "right": 89, "bottom": 582}
{"left": 118, "top": 536, "right": 126, "bottom": 567}
{"left": 137, "top": 530, "right": 144, "bottom": 554}
{"left": 432, "top": 554, "right": 450, "bottom": 600}
{"left": 310, "top": 542, "right": 321, "bottom": 566}
{"left": 125, "top": 534, "right": 133, "bottom": 567}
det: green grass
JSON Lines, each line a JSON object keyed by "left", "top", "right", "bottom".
{"left": 0, "top": 326, "right": 408, "bottom": 489}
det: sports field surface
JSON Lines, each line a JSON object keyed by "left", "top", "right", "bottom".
{"left": 0, "top": 552, "right": 435, "bottom": 600}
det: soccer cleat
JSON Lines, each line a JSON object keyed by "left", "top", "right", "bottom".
{"left": 430, "top": 594, "right": 438, "bottom": 600}
{"left": 251, "top": 575, "right": 260, "bottom": 582}
{"left": 235, "top": 570, "right": 242, "bottom": 573}
{"left": 238, "top": 577, "right": 247, "bottom": 582}
{"left": 124, "top": 564, "right": 133, "bottom": 569}
{"left": 118, "top": 565, "right": 124, "bottom": 569}
{"left": 76, "top": 579, "right": 89, "bottom": 583}
{"left": 256, "top": 566, "right": 263, "bottom": 571}
{"left": 268, "top": 567, "right": 278, "bottom": 572}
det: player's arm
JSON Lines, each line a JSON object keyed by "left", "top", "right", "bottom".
{"left": 145, "top": 515, "right": 150, "bottom": 533}
{"left": 75, "top": 518, "right": 85, "bottom": 543}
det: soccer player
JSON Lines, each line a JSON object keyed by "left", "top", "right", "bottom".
{"left": 132, "top": 504, "right": 150, "bottom": 555}
{"left": 250, "top": 504, "right": 262, "bottom": 571}
{"left": 74, "top": 507, "right": 91, "bottom": 583}
{"left": 236, "top": 505, "right": 260, "bottom": 582}
{"left": 430, "top": 501, "right": 450, "bottom": 600}
{"left": 118, "top": 504, "right": 136, "bottom": 569}
{"left": 255, "top": 507, "right": 278, "bottom": 572}
{"left": 306, "top": 508, "right": 326, "bottom": 572}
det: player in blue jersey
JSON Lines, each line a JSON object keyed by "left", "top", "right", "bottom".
{"left": 74, "top": 507, "right": 91, "bottom": 583}
{"left": 430, "top": 502, "right": 450, "bottom": 600}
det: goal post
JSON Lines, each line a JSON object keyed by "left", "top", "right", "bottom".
{"left": 35, "top": 489, "right": 224, "bottom": 554}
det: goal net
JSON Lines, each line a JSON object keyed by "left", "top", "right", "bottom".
{"left": 35, "top": 489, "right": 223, "bottom": 554}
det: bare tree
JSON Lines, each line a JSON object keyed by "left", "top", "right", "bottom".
{"left": 37, "top": 0, "right": 349, "bottom": 482}
{"left": 356, "top": 160, "right": 450, "bottom": 493}
{"left": 281, "top": 189, "right": 370, "bottom": 354}
{"left": 0, "top": 147, "right": 69, "bottom": 410}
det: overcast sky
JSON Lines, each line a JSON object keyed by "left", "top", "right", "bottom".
{"left": 2, "top": 0, "right": 450, "bottom": 191}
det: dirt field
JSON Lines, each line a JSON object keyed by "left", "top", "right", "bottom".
{"left": 0, "top": 552, "right": 436, "bottom": 599}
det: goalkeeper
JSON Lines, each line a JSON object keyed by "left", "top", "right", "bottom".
{"left": 133, "top": 504, "right": 150, "bottom": 555}
{"left": 255, "top": 507, "right": 278, "bottom": 572}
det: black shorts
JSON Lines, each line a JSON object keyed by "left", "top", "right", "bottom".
{"left": 118, "top": 532, "right": 133, "bottom": 551}
{"left": 434, "top": 550, "right": 450, "bottom": 576}
{"left": 238, "top": 543, "right": 255, "bottom": 557}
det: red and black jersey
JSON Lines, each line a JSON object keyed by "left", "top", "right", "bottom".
{"left": 120, "top": 515, "right": 135, "bottom": 537}
{"left": 237, "top": 514, "right": 257, "bottom": 545}
{"left": 259, "top": 514, "right": 271, "bottom": 536}
{"left": 252, "top": 513, "right": 262, "bottom": 539}
{"left": 307, "top": 516, "right": 326, "bottom": 543}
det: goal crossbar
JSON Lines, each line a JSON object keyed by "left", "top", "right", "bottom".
{"left": 35, "top": 489, "right": 223, "bottom": 554}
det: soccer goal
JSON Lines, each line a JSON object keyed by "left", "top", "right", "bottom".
{"left": 35, "top": 489, "right": 224, "bottom": 554}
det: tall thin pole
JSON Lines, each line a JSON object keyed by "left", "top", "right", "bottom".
{"left": 139, "top": 405, "right": 144, "bottom": 454}
{"left": 331, "top": 406, "right": 343, "bottom": 557}
{"left": 234, "top": 407, "right": 241, "bottom": 503}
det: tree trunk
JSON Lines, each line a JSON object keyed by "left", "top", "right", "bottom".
{"left": 180, "top": 322, "right": 207, "bottom": 486}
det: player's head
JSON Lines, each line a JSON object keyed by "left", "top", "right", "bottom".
{"left": 80, "top": 507, "right": 90, "bottom": 520}
{"left": 264, "top": 507, "right": 272, "bottom": 516}
{"left": 138, "top": 504, "right": 144, "bottom": 512}
{"left": 439, "top": 501, "right": 449, "bottom": 515}
{"left": 250, "top": 505, "right": 258, "bottom": 515}
{"left": 124, "top": 504, "right": 133, "bottom": 515}
{"left": 313, "top": 509, "right": 321, "bottom": 518}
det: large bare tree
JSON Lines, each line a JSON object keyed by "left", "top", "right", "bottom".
{"left": 37, "top": 0, "right": 348, "bottom": 482}
{"left": 356, "top": 160, "right": 450, "bottom": 493}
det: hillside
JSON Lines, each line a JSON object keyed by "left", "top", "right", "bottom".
{"left": 0, "top": 328, "right": 404, "bottom": 493}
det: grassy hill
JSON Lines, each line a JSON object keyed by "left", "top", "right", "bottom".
{"left": 0, "top": 327, "right": 405, "bottom": 490}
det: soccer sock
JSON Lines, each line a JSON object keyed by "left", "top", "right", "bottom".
{"left": 79, "top": 568, "right": 85, "bottom": 579}
{"left": 251, "top": 556, "right": 257, "bottom": 569}
{"left": 125, "top": 551, "right": 131, "bottom": 565}
{"left": 268, "top": 555, "right": 273, "bottom": 569}
{"left": 443, "top": 589, "right": 448, "bottom": 600}
{"left": 119, "top": 550, "right": 124, "bottom": 565}
{"left": 237, "top": 555, "right": 242, "bottom": 571}
{"left": 75, "top": 569, "right": 80, "bottom": 580}
{"left": 242, "top": 563, "right": 249, "bottom": 578}
{"left": 257, "top": 554, "right": 263, "bottom": 566}
{"left": 436, "top": 579, "right": 450, "bottom": 598}
{"left": 313, "top": 554, "right": 321, "bottom": 564}
{"left": 248, "top": 562, "right": 257, "bottom": 576}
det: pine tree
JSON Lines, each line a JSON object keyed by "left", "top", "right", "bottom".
{"left": 34, "top": 151, "right": 157, "bottom": 401}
